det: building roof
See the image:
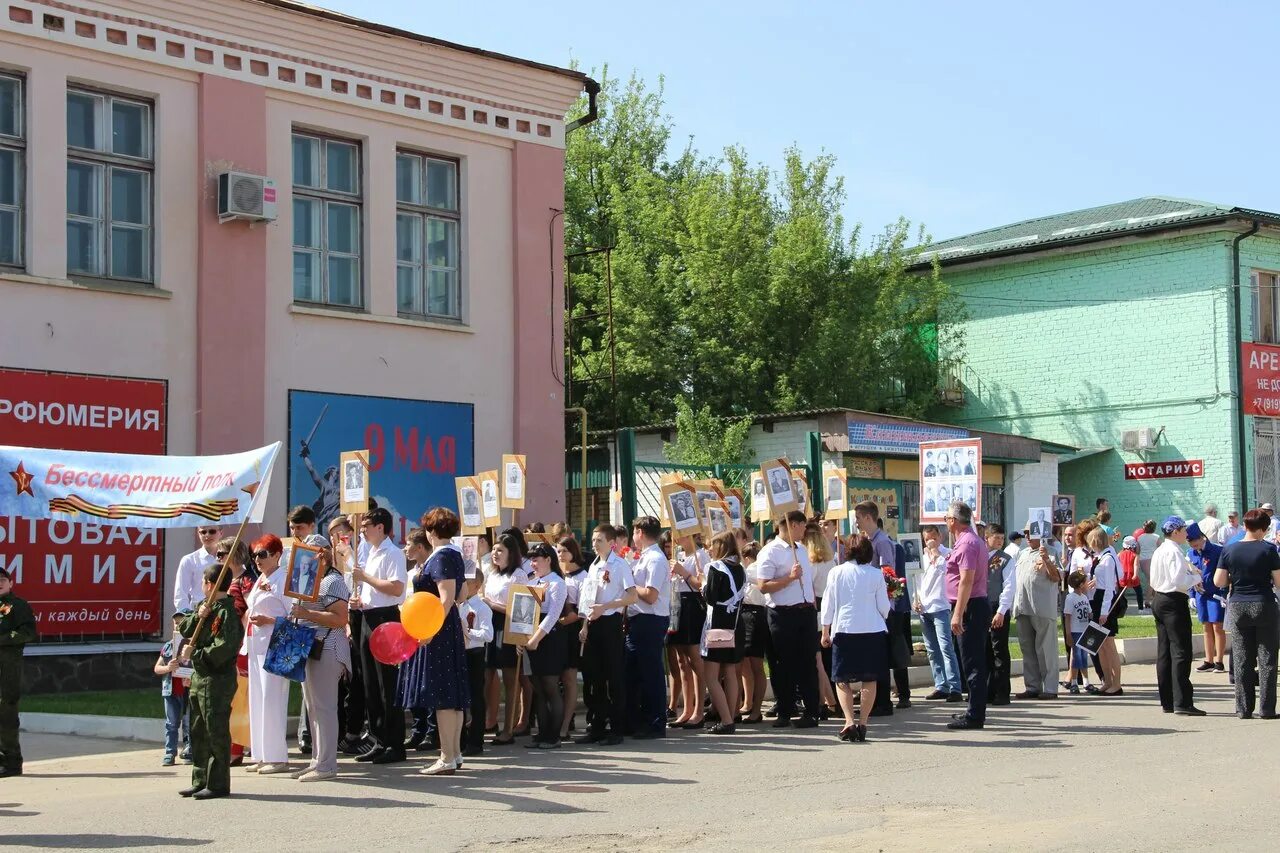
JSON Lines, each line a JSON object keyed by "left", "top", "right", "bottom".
{"left": 252, "top": 1, "right": 592, "bottom": 84}
{"left": 916, "top": 196, "right": 1280, "bottom": 267}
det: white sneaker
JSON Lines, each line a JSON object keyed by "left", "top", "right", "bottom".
{"left": 290, "top": 765, "right": 315, "bottom": 779}
{"left": 419, "top": 759, "right": 455, "bottom": 776}
{"left": 299, "top": 770, "right": 337, "bottom": 783}
{"left": 244, "top": 763, "right": 263, "bottom": 773}
{"left": 257, "top": 763, "right": 293, "bottom": 775}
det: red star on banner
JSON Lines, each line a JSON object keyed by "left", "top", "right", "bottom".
{"left": 9, "top": 462, "right": 34, "bottom": 497}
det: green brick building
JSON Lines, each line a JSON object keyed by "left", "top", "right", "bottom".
{"left": 921, "top": 196, "right": 1280, "bottom": 528}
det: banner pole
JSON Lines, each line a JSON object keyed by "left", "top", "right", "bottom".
{"left": 186, "top": 470, "right": 270, "bottom": 647}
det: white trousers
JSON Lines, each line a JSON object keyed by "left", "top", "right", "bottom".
{"left": 247, "top": 651, "right": 290, "bottom": 763}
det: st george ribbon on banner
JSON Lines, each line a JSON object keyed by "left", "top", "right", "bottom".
{"left": 1, "top": 442, "right": 281, "bottom": 529}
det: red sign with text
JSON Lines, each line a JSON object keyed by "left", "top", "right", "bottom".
{"left": 1242, "top": 342, "right": 1280, "bottom": 416}
{"left": 1124, "top": 460, "right": 1204, "bottom": 480}
{"left": 0, "top": 368, "right": 167, "bottom": 636}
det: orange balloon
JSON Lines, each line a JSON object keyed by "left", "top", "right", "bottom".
{"left": 401, "top": 591, "right": 445, "bottom": 641}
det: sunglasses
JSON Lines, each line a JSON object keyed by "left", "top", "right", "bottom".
{"left": 215, "top": 550, "right": 230, "bottom": 559}
{"left": 199, "top": 529, "right": 219, "bottom": 535}
{"left": 253, "top": 550, "right": 272, "bottom": 559}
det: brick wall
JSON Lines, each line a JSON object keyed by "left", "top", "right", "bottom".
{"left": 941, "top": 230, "right": 1240, "bottom": 528}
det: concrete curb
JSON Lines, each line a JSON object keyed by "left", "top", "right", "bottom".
{"left": 21, "top": 713, "right": 303, "bottom": 744}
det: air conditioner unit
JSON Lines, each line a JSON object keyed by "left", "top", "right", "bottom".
{"left": 1137, "top": 427, "right": 1158, "bottom": 449}
{"left": 217, "top": 171, "right": 277, "bottom": 223}
{"left": 1121, "top": 428, "right": 1159, "bottom": 452}
{"left": 1121, "top": 429, "right": 1140, "bottom": 452}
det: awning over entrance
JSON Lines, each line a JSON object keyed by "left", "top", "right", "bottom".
{"left": 1056, "top": 446, "right": 1112, "bottom": 465}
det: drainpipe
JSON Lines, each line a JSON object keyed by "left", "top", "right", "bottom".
{"left": 565, "top": 78, "right": 600, "bottom": 134}
{"left": 1232, "top": 221, "right": 1261, "bottom": 512}
{"left": 566, "top": 407, "right": 588, "bottom": 537}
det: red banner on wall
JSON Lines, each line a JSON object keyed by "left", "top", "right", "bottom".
{"left": 1242, "top": 342, "right": 1280, "bottom": 416}
{"left": 1124, "top": 460, "right": 1204, "bottom": 480}
{"left": 0, "top": 368, "right": 167, "bottom": 637}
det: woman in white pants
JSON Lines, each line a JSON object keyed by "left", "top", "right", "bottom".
{"left": 244, "top": 533, "right": 291, "bottom": 774}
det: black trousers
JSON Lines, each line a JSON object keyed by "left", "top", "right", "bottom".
{"left": 766, "top": 605, "right": 820, "bottom": 720}
{"left": 581, "top": 614, "right": 626, "bottom": 736}
{"left": 874, "top": 610, "right": 913, "bottom": 712}
{"left": 952, "top": 597, "right": 990, "bottom": 723}
{"left": 1153, "top": 591, "right": 1195, "bottom": 711}
{"left": 462, "top": 648, "right": 488, "bottom": 750}
{"left": 359, "top": 605, "right": 406, "bottom": 751}
{"left": 342, "top": 609, "right": 366, "bottom": 740}
{"left": 987, "top": 615, "right": 1011, "bottom": 703}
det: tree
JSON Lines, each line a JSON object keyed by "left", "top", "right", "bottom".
{"left": 661, "top": 397, "right": 752, "bottom": 467}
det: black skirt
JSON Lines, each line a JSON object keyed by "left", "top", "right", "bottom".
{"left": 667, "top": 590, "right": 705, "bottom": 645}
{"left": 740, "top": 604, "right": 768, "bottom": 658}
{"left": 486, "top": 611, "right": 519, "bottom": 670}
{"left": 565, "top": 619, "right": 582, "bottom": 669}
{"left": 1091, "top": 589, "right": 1121, "bottom": 636}
{"left": 526, "top": 625, "right": 568, "bottom": 677}
{"left": 831, "top": 631, "right": 889, "bottom": 683}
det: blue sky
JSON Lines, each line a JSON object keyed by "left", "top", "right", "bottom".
{"left": 323, "top": 0, "right": 1279, "bottom": 242}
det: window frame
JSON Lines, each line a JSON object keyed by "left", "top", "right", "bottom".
{"left": 1252, "top": 270, "right": 1280, "bottom": 344}
{"left": 394, "top": 148, "right": 463, "bottom": 322}
{"left": 65, "top": 85, "right": 155, "bottom": 285}
{"left": 291, "top": 130, "right": 364, "bottom": 309}
{"left": 0, "top": 70, "right": 26, "bottom": 271}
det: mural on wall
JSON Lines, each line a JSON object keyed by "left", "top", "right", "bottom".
{"left": 288, "top": 390, "right": 474, "bottom": 543}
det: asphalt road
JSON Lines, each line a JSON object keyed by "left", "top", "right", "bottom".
{"left": 3, "top": 664, "right": 1276, "bottom": 852}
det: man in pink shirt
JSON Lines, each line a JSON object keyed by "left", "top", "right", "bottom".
{"left": 944, "top": 501, "right": 989, "bottom": 730}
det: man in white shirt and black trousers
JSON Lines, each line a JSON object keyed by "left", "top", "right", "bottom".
{"left": 758, "top": 510, "right": 821, "bottom": 728}
{"left": 174, "top": 526, "right": 221, "bottom": 613}
{"left": 576, "top": 525, "right": 637, "bottom": 746}
{"left": 350, "top": 508, "right": 408, "bottom": 763}
{"left": 625, "top": 516, "right": 672, "bottom": 739}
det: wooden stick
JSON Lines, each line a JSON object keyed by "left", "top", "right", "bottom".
{"left": 184, "top": 496, "right": 259, "bottom": 648}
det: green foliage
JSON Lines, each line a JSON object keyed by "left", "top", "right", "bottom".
{"left": 661, "top": 396, "right": 752, "bottom": 466}
{"left": 564, "top": 70, "right": 965, "bottom": 430}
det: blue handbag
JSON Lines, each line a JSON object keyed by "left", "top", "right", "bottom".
{"left": 263, "top": 617, "right": 316, "bottom": 682}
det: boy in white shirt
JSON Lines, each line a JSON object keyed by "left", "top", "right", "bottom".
{"left": 1063, "top": 571, "right": 1094, "bottom": 694}
{"left": 458, "top": 574, "right": 493, "bottom": 756}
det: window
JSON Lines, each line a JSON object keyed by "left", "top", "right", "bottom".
{"left": 0, "top": 72, "right": 25, "bottom": 269}
{"left": 292, "top": 132, "right": 362, "bottom": 307}
{"left": 66, "top": 88, "right": 153, "bottom": 282}
{"left": 395, "top": 151, "right": 460, "bottom": 319}
{"left": 1253, "top": 271, "right": 1280, "bottom": 344}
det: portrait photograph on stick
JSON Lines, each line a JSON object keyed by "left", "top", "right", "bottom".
{"left": 501, "top": 453, "right": 527, "bottom": 509}
{"left": 455, "top": 477, "right": 487, "bottom": 535}
{"left": 338, "top": 449, "right": 370, "bottom": 514}
{"left": 1052, "top": 493, "right": 1076, "bottom": 526}
{"left": 284, "top": 540, "right": 323, "bottom": 602}
{"left": 760, "top": 458, "right": 798, "bottom": 516}
{"left": 478, "top": 469, "right": 502, "bottom": 526}
{"left": 662, "top": 481, "right": 705, "bottom": 539}
{"left": 503, "top": 584, "right": 541, "bottom": 644}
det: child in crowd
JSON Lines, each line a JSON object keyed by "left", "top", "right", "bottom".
{"left": 154, "top": 610, "right": 192, "bottom": 766}
{"left": 458, "top": 573, "right": 494, "bottom": 756}
{"left": 1062, "top": 571, "right": 1094, "bottom": 694}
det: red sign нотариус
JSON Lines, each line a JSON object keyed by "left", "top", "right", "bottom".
{"left": 0, "top": 367, "right": 167, "bottom": 637}
{"left": 1242, "top": 342, "right": 1280, "bottom": 416}
{"left": 1124, "top": 460, "right": 1204, "bottom": 480}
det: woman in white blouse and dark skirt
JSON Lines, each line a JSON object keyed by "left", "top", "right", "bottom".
{"left": 522, "top": 543, "right": 569, "bottom": 748}
{"left": 701, "top": 531, "right": 747, "bottom": 735}
{"left": 820, "top": 533, "right": 890, "bottom": 743}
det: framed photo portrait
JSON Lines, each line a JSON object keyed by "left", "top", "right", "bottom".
{"left": 478, "top": 469, "right": 502, "bottom": 527}
{"left": 761, "top": 458, "right": 798, "bottom": 516}
{"left": 662, "top": 481, "right": 704, "bottom": 538}
{"left": 501, "top": 453, "right": 527, "bottom": 509}
{"left": 824, "top": 467, "right": 847, "bottom": 515}
{"left": 1027, "top": 507, "right": 1053, "bottom": 539}
{"left": 705, "top": 500, "right": 732, "bottom": 537}
{"left": 503, "top": 583, "right": 541, "bottom": 646}
{"left": 1052, "top": 494, "right": 1076, "bottom": 527}
{"left": 725, "top": 489, "right": 745, "bottom": 529}
{"left": 455, "top": 477, "right": 487, "bottom": 535}
{"left": 284, "top": 541, "right": 323, "bottom": 602}
{"left": 749, "top": 471, "right": 770, "bottom": 523}
{"left": 338, "top": 449, "right": 370, "bottom": 514}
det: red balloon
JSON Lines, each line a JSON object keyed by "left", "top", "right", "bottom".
{"left": 370, "top": 621, "right": 418, "bottom": 665}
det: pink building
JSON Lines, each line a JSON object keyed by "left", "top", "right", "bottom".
{"left": 0, "top": 0, "right": 593, "bottom": 662}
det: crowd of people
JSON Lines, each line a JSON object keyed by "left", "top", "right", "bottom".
{"left": 4, "top": 489, "right": 1274, "bottom": 792}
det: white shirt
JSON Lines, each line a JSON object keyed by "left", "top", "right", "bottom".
{"left": 916, "top": 546, "right": 951, "bottom": 613}
{"left": 1198, "top": 515, "right": 1224, "bottom": 543}
{"left": 1091, "top": 547, "right": 1119, "bottom": 617}
{"left": 1003, "top": 542, "right": 1024, "bottom": 561}
{"left": 741, "top": 561, "right": 767, "bottom": 607}
{"left": 1216, "top": 523, "right": 1243, "bottom": 545}
{"left": 564, "top": 568, "right": 588, "bottom": 607}
{"left": 1063, "top": 591, "right": 1093, "bottom": 633}
{"left": 174, "top": 547, "right": 217, "bottom": 612}
{"left": 359, "top": 537, "right": 408, "bottom": 609}
{"left": 242, "top": 566, "right": 289, "bottom": 656}
{"left": 755, "top": 537, "right": 815, "bottom": 608}
{"left": 1149, "top": 538, "right": 1200, "bottom": 594}
{"left": 580, "top": 551, "right": 635, "bottom": 617}
{"left": 820, "top": 562, "right": 890, "bottom": 635}
{"left": 628, "top": 543, "right": 671, "bottom": 618}
{"left": 458, "top": 595, "right": 494, "bottom": 651}
{"left": 533, "top": 572, "right": 568, "bottom": 633}
{"left": 989, "top": 548, "right": 1017, "bottom": 616}
{"left": 1137, "top": 533, "right": 1160, "bottom": 560}
{"left": 811, "top": 559, "right": 836, "bottom": 600}
{"left": 677, "top": 548, "right": 709, "bottom": 594}
{"left": 483, "top": 563, "right": 532, "bottom": 612}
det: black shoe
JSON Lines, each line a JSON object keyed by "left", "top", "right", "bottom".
{"left": 461, "top": 746, "right": 484, "bottom": 757}
{"left": 1174, "top": 707, "right": 1207, "bottom": 717}
{"left": 869, "top": 706, "right": 893, "bottom": 718}
{"left": 192, "top": 788, "right": 229, "bottom": 800}
{"left": 925, "top": 690, "right": 949, "bottom": 700}
{"left": 338, "top": 735, "right": 365, "bottom": 755}
{"left": 405, "top": 731, "right": 427, "bottom": 751}
{"left": 708, "top": 722, "right": 736, "bottom": 735}
{"left": 666, "top": 708, "right": 677, "bottom": 720}
{"left": 298, "top": 742, "right": 312, "bottom": 756}
{"left": 837, "top": 726, "right": 854, "bottom": 742}
{"left": 1195, "top": 662, "right": 1215, "bottom": 672}
{"left": 854, "top": 724, "right": 867, "bottom": 743}
{"left": 574, "top": 732, "right": 605, "bottom": 745}
{"left": 770, "top": 717, "right": 792, "bottom": 729}
{"left": 946, "top": 693, "right": 964, "bottom": 703}
{"left": 764, "top": 706, "right": 779, "bottom": 718}
{"left": 370, "top": 750, "right": 406, "bottom": 764}
{"left": 354, "top": 747, "right": 385, "bottom": 763}
{"left": 897, "top": 699, "right": 912, "bottom": 709}
{"left": 1162, "top": 707, "right": 1174, "bottom": 713}
{"left": 598, "top": 735, "right": 624, "bottom": 746}
{"left": 1014, "top": 691, "right": 1040, "bottom": 700}
{"left": 632, "top": 729, "right": 666, "bottom": 740}
{"left": 946, "top": 717, "right": 984, "bottom": 730}
{"left": 1214, "top": 662, "right": 1226, "bottom": 673}
{"left": 989, "top": 698, "right": 1011, "bottom": 706}
{"left": 792, "top": 716, "right": 819, "bottom": 729}
{"left": 1260, "top": 713, "right": 1278, "bottom": 720}
{"left": 1239, "top": 711, "right": 1254, "bottom": 719}
{"left": 178, "top": 785, "right": 200, "bottom": 797}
